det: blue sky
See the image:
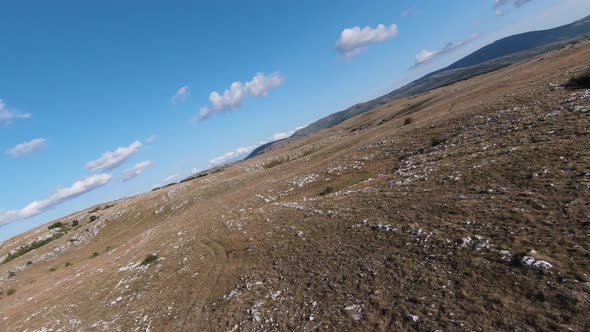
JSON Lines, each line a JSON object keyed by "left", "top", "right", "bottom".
{"left": 1, "top": 0, "right": 589, "bottom": 241}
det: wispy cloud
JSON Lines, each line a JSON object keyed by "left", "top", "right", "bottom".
{"left": 122, "top": 160, "right": 152, "bottom": 182}
{"left": 259, "top": 125, "right": 307, "bottom": 145}
{"left": 493, "top": 0, "right": 534, "bottom": 15}
{"left": 209, "top": 145, "right": 256, "bottom": 166}
{"left": 197, "top": 72, "right": 284, "bottom": 120}
{"left": 171, "top": 85, "right": 189, "bottom": 103}
{"left": 6, "top": 138, "right": 46, "bottom": 157}
{"left": 412, "top": 33, "right": 480, "bottom": 67}
{"left": 85, "top": 141, "right": 142, "bottom": 172}
{"left": 163, "top": 174, "right": 180, "bottom": 182}
{"left": 145, "top": 135, "right": 157, "bottom": 143}
{"left": 0, "top": 99, "right": 31, "bottom": 126}
{"left": 0, "top": 174, "right": 112, "bottom": 225}
{"left": 336, "top": 24, "right": 399, "bottom": 57}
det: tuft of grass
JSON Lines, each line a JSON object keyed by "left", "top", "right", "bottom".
{"left": 65, "top": 262, "right": 72, "bottom": 267}
{"left": 49, "top": 267, "right": 57, "bottom": 272}
{"left": 6, "top": 289, "right": 16, "bottom": 296}
{"left": 565, "top": 68, "right": 590, "bottom": 89}
{"left": 91, "top": 252, "right": 100, "bottom": 258}
{"left": 141, "top": 254, "right": 158, "bottom": 266}
{"left": 431, "top": 136, "right": 443, "bottom": 147}
{"left": 26, "top": 261, "right": 33, "bottom": 266}
{"left": 2, "top": 232, "right": 65, "bottom": 264}
{"left": 403, "top": 117, "right": 413, "bottom": 126}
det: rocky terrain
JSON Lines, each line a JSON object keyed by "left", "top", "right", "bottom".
{"left": 0, "top": 38, "right": 589, "bottom": 331}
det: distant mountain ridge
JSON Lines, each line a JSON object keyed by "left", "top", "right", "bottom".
{"left": 247, "top": 14, "right": 590, "bottom": 159}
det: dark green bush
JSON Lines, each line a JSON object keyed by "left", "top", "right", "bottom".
{"left": 320, "top": 186, "right": 335, "bottom": 196}
{"left": 48, "top": 221, "right": 64, "bottom": 229}
{"left": 431, "top": 136, "right": 443, "bottom": 147}
{"left": 566, "top": 68, "right": 590, "bottom": 88}
{"left": 141, "top": 254, "right": 158, "bottom": 265}
{"left": 404, "top": 117, "right": 413, "bottom": 125}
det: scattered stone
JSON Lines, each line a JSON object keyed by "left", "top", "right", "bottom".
{"left": 405, "top": 312, "right": 419, "bottom": 323}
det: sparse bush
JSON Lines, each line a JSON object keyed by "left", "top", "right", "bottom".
{"left": 141, "top": 254, "right": 158, "bottom": 266}
{"left": 8, "top": 271, "right": 16, "bottom": 278}
{"left": 26, "top": 261, "right": 33, "bottom": 266}
{"left": 404, "top": 117, "right": 413, "bottom": 126}
{"left": 72, "top": 219, "right": 79, "bottom": 227}
{"left": 89, "top": 215, "right": 98, "bottom": 222}
{"left": 49, "top": 267, "right": 57, "bottom": 272}
{"left": 6, "top": 289, "right": 16, "bottom": 296}
{"left": 320, "top": 186, "right": 335, "bottom": 196}
{"left": 65, "top": 262, "right": 72, "bottom": 267}
{"left": 2, "top": 232, "right": 65, "bottom": 264}
{"left": 431, "top": 136, "right": 443, "bottom": 147}
{"left": 91, "top": 252, "right": 100, "bottom": 258}
{"left": 263, "top": 158, "right": 287, "bottom": 169}
{"left": 566, "top": 68, "right": 590, "bottom": 88}
{"left": 48, "top": 221, "right": 64, "bottom": 229}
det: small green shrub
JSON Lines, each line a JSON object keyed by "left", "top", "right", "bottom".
{"left": 91, "top": 252, "right": 100, "bottom": 258}
{"left": 65, "top": 262, "right": 72, "bottom": 267}
{"left": 6, "top": 289, "right": 16, "bottom": 296}
{"left": 72, "top": 219, "right": 79, "bottom": 227}
{"left": 89, "top": 215, "right": 98, "bottom": 222}
{"left": 26, "top": 261, "right": 33, "bottom": 266}
{"left": 141, "top": 254, "right": 158, "bottom": 266}
{"left": 404, "top": 117, "right": 413, "bottom": 125}
{"left": 49, "top": 267, "right": 57, "bottom": 272}
{"left": 48, "top": 221, "right": 64, "bottom": 229}
{"left": 8, "top": 271, "right": 16, "bottom": 278}
{"left": 319, "top": 186, "right": 335, "bottom": 196}
{"left": 431, "top": 136, "right": 443, "bottom": 147}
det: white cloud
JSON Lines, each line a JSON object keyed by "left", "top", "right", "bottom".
{"left": 145, "top": 135, "right": 157, "bottom": 143}
{"left": 493, "top": 0, "right": 534, "bottom": 15}
{"left": 163, "top": 174, "right": 180, "bottom": 182}
{"left": 494, "top": 0, "right": 533, "bottom": 9}
{"left": 191, "top": 168, "right": 201, "bottom": 175}
{"left": 6, "top": 138, "right": 46, "bottom": 157}
{"left": 413, "top": 33, "right": 480, "bottom": 66}
{"left": 198, "top": 72, "right": 285, "bottom": 119}
{"left": 171, "top": 85, "right": 189, "bottom": 103}
{"left": 0, "top": 99, "right": 31, "bottom": 126}
{"left": 270, "top": 132, "right": 291, "bottom": 141}
{"left": 122, "top": 160, "right": 152, "bottom": 182}
{"left": 85, "top": 141, "right": 142, "bottom": 172}
{"left": 0, "top": 174, "right": 112, "bottom": 225}
{"left": 209, "top": 145, "right": 256, "bottom": 166}
{"left": 336, "top": 24, "right": 399, "bottom": 57}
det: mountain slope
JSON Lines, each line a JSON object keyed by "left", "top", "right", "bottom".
{"left": 247, "top": 14, "right": 590, "bottom": 159}
{"left": 1, "top": 41, "right": 589, "bottom": 331}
